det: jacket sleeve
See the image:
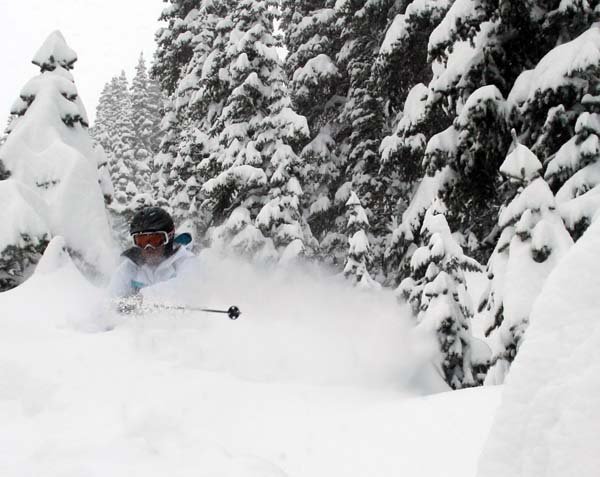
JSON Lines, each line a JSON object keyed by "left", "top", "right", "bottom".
{"left": 108, "top": 260, "right": 137, "bottom": 299}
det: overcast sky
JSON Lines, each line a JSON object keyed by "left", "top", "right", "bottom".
{"left": 0, "top": 0, "right": 165, "bottom": 125}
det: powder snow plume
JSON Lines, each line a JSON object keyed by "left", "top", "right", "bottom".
{"left": 110, "top": 249, "right": 445, "bottom": 393}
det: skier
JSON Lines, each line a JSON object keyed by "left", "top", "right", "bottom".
{"left": 109, "top": 206, "right": 197, "bottom": 303}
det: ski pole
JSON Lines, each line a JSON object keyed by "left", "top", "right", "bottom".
{"left": 147, "top": 303, "right": 241, "bottom": 320}
{"left": 188, "top": 305, "right": 241, "bottom": 320}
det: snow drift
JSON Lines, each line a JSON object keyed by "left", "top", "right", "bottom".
{"left": 477, "top": 215, "right": 600, "bottom": 477}
{"left": 0, "top": 240, "right": 502, "bottom": 477}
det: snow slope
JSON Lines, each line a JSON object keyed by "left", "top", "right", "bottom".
{"left": 0, "top": 241, "right": 502, "bottom": 476}
{"left": 477, "top": 215, "right": 600, "bottom": 477}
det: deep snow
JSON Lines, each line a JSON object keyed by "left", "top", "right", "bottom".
{"left": 477, "top": 214, "right": 600, "bottom": 477}
{"left": 0, "top": 239, "right": 502, "bottom": 476}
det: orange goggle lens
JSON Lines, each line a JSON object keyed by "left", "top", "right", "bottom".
{"left": 132, "top": 231, "right": 169, "bottom": 248}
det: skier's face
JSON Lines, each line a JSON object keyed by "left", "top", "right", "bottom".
{"left": 133, "top": 230, "right": 171, "bottom": 266}
{"left": 141, "top": 244, "right": 166, "bottom": 266}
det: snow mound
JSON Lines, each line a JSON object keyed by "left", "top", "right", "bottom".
{"left": 0, "top": 247, "right": 504, "bottom": 477}
{"left": 35, "top": 235, "right": 72, "bottom": 274}
{"left": 477, "top": 216, "right": 600, "bottom": 477}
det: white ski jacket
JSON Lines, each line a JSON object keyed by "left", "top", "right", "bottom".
{"left": 109, "top": 245, "right": 197, "bottom": 299}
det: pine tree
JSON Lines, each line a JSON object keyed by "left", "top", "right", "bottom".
{"left": 90, "top": 80, "right": 118, "bottom": 153}
{"left": 0, "top": 31, "right": 114, "bottom": 286}
{"left": 153, "top": 1, "right": 230, "bottom": 228}
{"left": 397, "top": 202, "right": 484, "bottom": 389}
{"left": 381, "top": 83, "right": 452, "bottom": 284}
{"left": 256, "top": 144, "right": 311, "bottom": 263}
{"left": 195, "top": 0, "right": 310, "bottom": 259}
{"left": 130, "top": 52, "right": 155, "bottom": 190}
{"left": 109, "top": 72, "right": 139, "bottom": 210}
{"left": 146, "top": 76, "right": 164, "bottom": 153}
{"left": 280, "top": 1, "right": 348, "bottom": 265}
{"left": 151, "top": 0, "right": 200, "bottom": 214}
{"left": 394, "top": 0, "right": 590, "bottom": 267}
{"left": 374, "top": 0, "right": 451, "bottom": 116}
{"left": 479, "top": 137, "right": 573, "bottom": 384}
{"left": 547, "top": 107, "right": 600, "bottom": 240}
{"left": 152, "top": 0, "right": 199, "bottom": 96}
{"left": 343, "top": 191, "right": 379, "bottom": 289}
{"left": 335, "top": 0, "right": 395, "bottom": 268}
{"left": 514, "top": 23, "right": 600, "bottom": 164}
{"left": 281, "top": 1, "right": 342, "bottom": 130}
{"left": 505, "top": 25, "right": 600, "bottom": 241}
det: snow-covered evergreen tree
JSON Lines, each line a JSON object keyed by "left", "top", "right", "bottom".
{"left": 381, "top": 82, "right": 452, "bottom": 284}
{"left": 397, "top": 202, "right": 484, "bottom": 389}
{"left": 112, "top": 72, "right": 136, "bottom": 169}
{"left": 501, "top": 25, "right": 600, "bottom": 242}
{"left": 512, "top": 23, "right": 600, "bottom": 165}
{"left": 151, "top": 1, "right": 230, "bottom": 229}
{"left": 0, "top": 31, "right": 114, "bottom": 285}
{"left": 280, "top": 1, "right": 348, "bottom": 265}
{"left": 479, "top": 137, "right": 573, "bottom": 384}
{"left": 256, "top": 144, "right": 313, "bottom": 263}
{"left": 376, "top": 0, "right": 454, "bottom": 245}
{"left": 335, "top": 0, "right": 394, "bottom": 264}
{"left": 192, "top": 0, "right": 309, "bottom": 259}
{"left": 343, "top": 191, "right": 379, "bottom": 289}
{"left": 146, "top": 77, "right": 164, "bottom": 153}
{"left": 152, "top": 0, "right": 198, "bottom": 96}
{"left": 374, "top": 0, "right": 451, "bottom": 118}
{"left": 392, "top": 0, "right": 588, "bottom": 268}
{"left": 107, "top": 72, "right": 140, "bottom": 214}
{"left": 547, "top": 107, "right": 600, "bottom": 240}
{"left": 90, "top": 63, "right": 161, "bottom": 242}
{"left": 130, "top": 53, "right": 156, "bottom": 189}
{"left": 90, "top": 80, "right": 118, "bottom": 152}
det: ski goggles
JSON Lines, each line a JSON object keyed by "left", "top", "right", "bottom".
{"left": 132, "top": 231, "right": 171, "bottom": 249}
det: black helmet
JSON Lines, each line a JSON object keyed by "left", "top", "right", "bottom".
{"left": 130, "top": 207, "right": 174, "bottom": 235}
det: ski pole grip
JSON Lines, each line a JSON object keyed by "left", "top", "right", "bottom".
{"left": 228, "top": 306, "right": 241, "bottom": 320}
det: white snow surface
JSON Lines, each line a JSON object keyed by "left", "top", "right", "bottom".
{"left": 380, "top": 13, "right": 408, "bottom": 55}
{"left": 477, "top": 215, "right": 600, "bottom": 477}
{"left": 0, "top": 243, "right": 504, "bottom": 477}
{"left": 500, "top": 143, "right": 542, "bottom": 182}
{"left": 398, "top": 83, "right": 429, "bottom": 133}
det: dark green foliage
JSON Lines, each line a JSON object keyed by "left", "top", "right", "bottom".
{"left": 152, "top": 0, "right": 199, "bottom": 95}
{"left": 0, "top": 160, "right": 10, "bottom": 180}
{"left": 335, "top": 0, "right": 398, "bottom": 270}
{"left": 0, "top": 234, "right": 49, "bottom": 291}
